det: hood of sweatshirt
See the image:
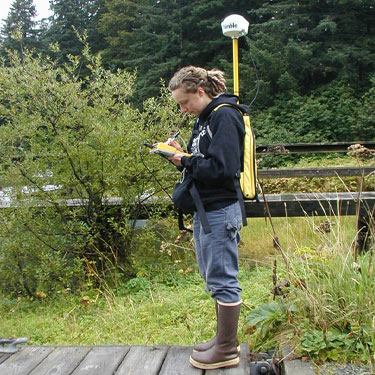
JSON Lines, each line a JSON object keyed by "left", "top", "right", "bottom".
{"left": 199, "top": 93, "right": 249, "bottom": 121}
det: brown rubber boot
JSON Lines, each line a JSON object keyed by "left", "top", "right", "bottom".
{"left": 193, "top": 299, "right": 218, "bottom": 352}
{"left": 190, "top": 300, "right": 241, "bottom": 370}
{"left": 193, "top": 298, "right": 240, "bottom": 353}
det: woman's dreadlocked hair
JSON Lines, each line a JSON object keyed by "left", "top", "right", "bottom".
{"left": 168, "top": 66, "right": 226, "bottom": 98}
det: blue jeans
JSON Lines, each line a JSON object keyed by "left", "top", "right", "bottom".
{"left": 193, "top": 201, "right": 242, "bottom": 303}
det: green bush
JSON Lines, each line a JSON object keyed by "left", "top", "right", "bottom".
{"left": 0, "top": 43, "right": 190, "bottom": 296}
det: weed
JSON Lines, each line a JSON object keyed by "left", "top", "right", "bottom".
{"left": 246, "top": 299, "right": 296, "bottom": 350}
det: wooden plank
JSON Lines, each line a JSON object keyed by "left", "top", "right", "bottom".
{"left": 0, "top": 346, "right": 54, "bottom": 375}
{"left": 29, "top": 346, "right": 91, "bottom": 375}
{"left": 72, "top": 346, "right": 130, "bottom": 375}
{"left": 206, "top": 344, "right": 250, "bottom": 375}
{"left": 256, "top": 141, "right": 375, "bottom": 154}
{"left": 0, "top": 353, "right": 11, "bottom": 365}
{"left": 159, "top": 346, "right": 203, "bottom": 375}
{"left": 115, "top": 345, "right": 169, "bottom": 375}
{"left": 0, "top": 345, "right": 254, "bottom": 375}
{"left": 258, "top": 166, "right": 375, "bottom": 178}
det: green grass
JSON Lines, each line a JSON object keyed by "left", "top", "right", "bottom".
{"left": 0, "top": 215, "right": 357, "bottom": 346}
{"left": 239, "top": 215, "right": 358, "bottom": 264}
{"left": 0, "top": 264, "right": 273, "bottom": 346}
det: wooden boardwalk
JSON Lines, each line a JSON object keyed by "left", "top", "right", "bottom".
{"left": 0, "top": 344, "right": 251, "bottom": 375}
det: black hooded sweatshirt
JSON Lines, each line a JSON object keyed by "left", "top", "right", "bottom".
{"left": 180, "top": 93, "right": 248, "bottom": 212}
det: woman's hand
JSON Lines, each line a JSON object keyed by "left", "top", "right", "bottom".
{"left": 166, "top": 138, "right": 183, "bottom": 152}
{"left": 168, "top": 153, "right": 184, "bottom": 166}
{"left": 165, "top": 138, "right": 184, "bottom": 166}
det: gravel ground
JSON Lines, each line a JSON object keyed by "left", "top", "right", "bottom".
{"left": 316, "top": 363, "right": 373, "bottom": 375}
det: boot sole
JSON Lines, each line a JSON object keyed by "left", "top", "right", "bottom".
{"left": 189, "top": 355, "right": 240, "bottom": 370}
{"left": 193, "top": 344, "right": 241, "bottom": 353}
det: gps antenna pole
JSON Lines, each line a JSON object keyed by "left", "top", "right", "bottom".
{"left": 233, "top": 38, "right": 239, "bottom": 96}
{"left": 221, "top": 14, "right": 249, "bottom": 97}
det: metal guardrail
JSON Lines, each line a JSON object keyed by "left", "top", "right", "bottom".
{"left": 243, "top": 192, "right": 375, "bottom": 218}
{"left": 258, "top": 166, "right": 375, "bottom": 178}
{"left": 256, "top": 141, "right": 375, "bottom": 154}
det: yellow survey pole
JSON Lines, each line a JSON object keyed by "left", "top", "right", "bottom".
{"left": 232, "top": 37, "right": 239, "bottom": 97}
{"left": 221, "top": 15, "right": 249, "bottom": 97}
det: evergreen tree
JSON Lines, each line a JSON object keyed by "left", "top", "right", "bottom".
{"left": 42, "top": 0, "right": 105, "bottom": 62}
{"left": 0, "top": 0, "right": 38, "bottom": 56}
{"left": 247, "top": 0, "right": 375, "bottom": 142}
{"left": 99, "top": 0, "right": 257, "bottom": 104}
{"left": 248, "top": 0, "right": 375, "bottom": 102}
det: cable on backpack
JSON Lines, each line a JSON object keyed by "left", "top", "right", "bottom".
{"left": 243, "top": 36, "right": 286, "bottom": 255}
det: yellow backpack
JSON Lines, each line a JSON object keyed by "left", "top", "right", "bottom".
{"left": 213, "top": 103, "right": 258, "bottom": 200}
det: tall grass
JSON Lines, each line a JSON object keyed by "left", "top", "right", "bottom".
{"left": 239, "top": 215, "right": 357, "bottom": 264}
{"left": 285, "top": 220, "right": 375, "bottom": 363}
{"left": 245, "top": 211, "right": 375, "bottom": 366}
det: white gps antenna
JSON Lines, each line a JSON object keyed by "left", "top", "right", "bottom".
{"left": 221, "top": 15, "right": 249, "bottom": 96}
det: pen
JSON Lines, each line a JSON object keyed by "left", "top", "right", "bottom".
{"left": 171, "top": 130, "right": 180, "bottom": 141}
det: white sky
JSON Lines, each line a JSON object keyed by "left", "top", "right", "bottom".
{"left": 1, "top": 0, "right": 52, "bottom": 23}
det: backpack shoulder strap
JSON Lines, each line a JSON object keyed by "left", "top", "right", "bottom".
{"left": 189, "top": 182, "right": 211, "bottom": 234}
{"left": 233, "top": 175, "right": 248, "bottom": 227}
{"left": 207, "top": 103, "right": 245, "bottom": 139}
{"left": 213, "top": 102, "right": 247, "bottom": 115}
{"left": 177, "top": 181, "right": 212, "bottom": 235}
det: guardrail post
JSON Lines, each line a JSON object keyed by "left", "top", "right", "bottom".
{"left": 356, "top": 213, "right": 373, "bottom": 254}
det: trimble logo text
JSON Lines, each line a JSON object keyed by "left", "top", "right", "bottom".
{"left": 224, "top": 23, "right": 238, "bottom": 29}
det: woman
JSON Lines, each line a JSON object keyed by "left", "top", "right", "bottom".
{"left": 167, "top": 66, "right": 248, "bottom": 370}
